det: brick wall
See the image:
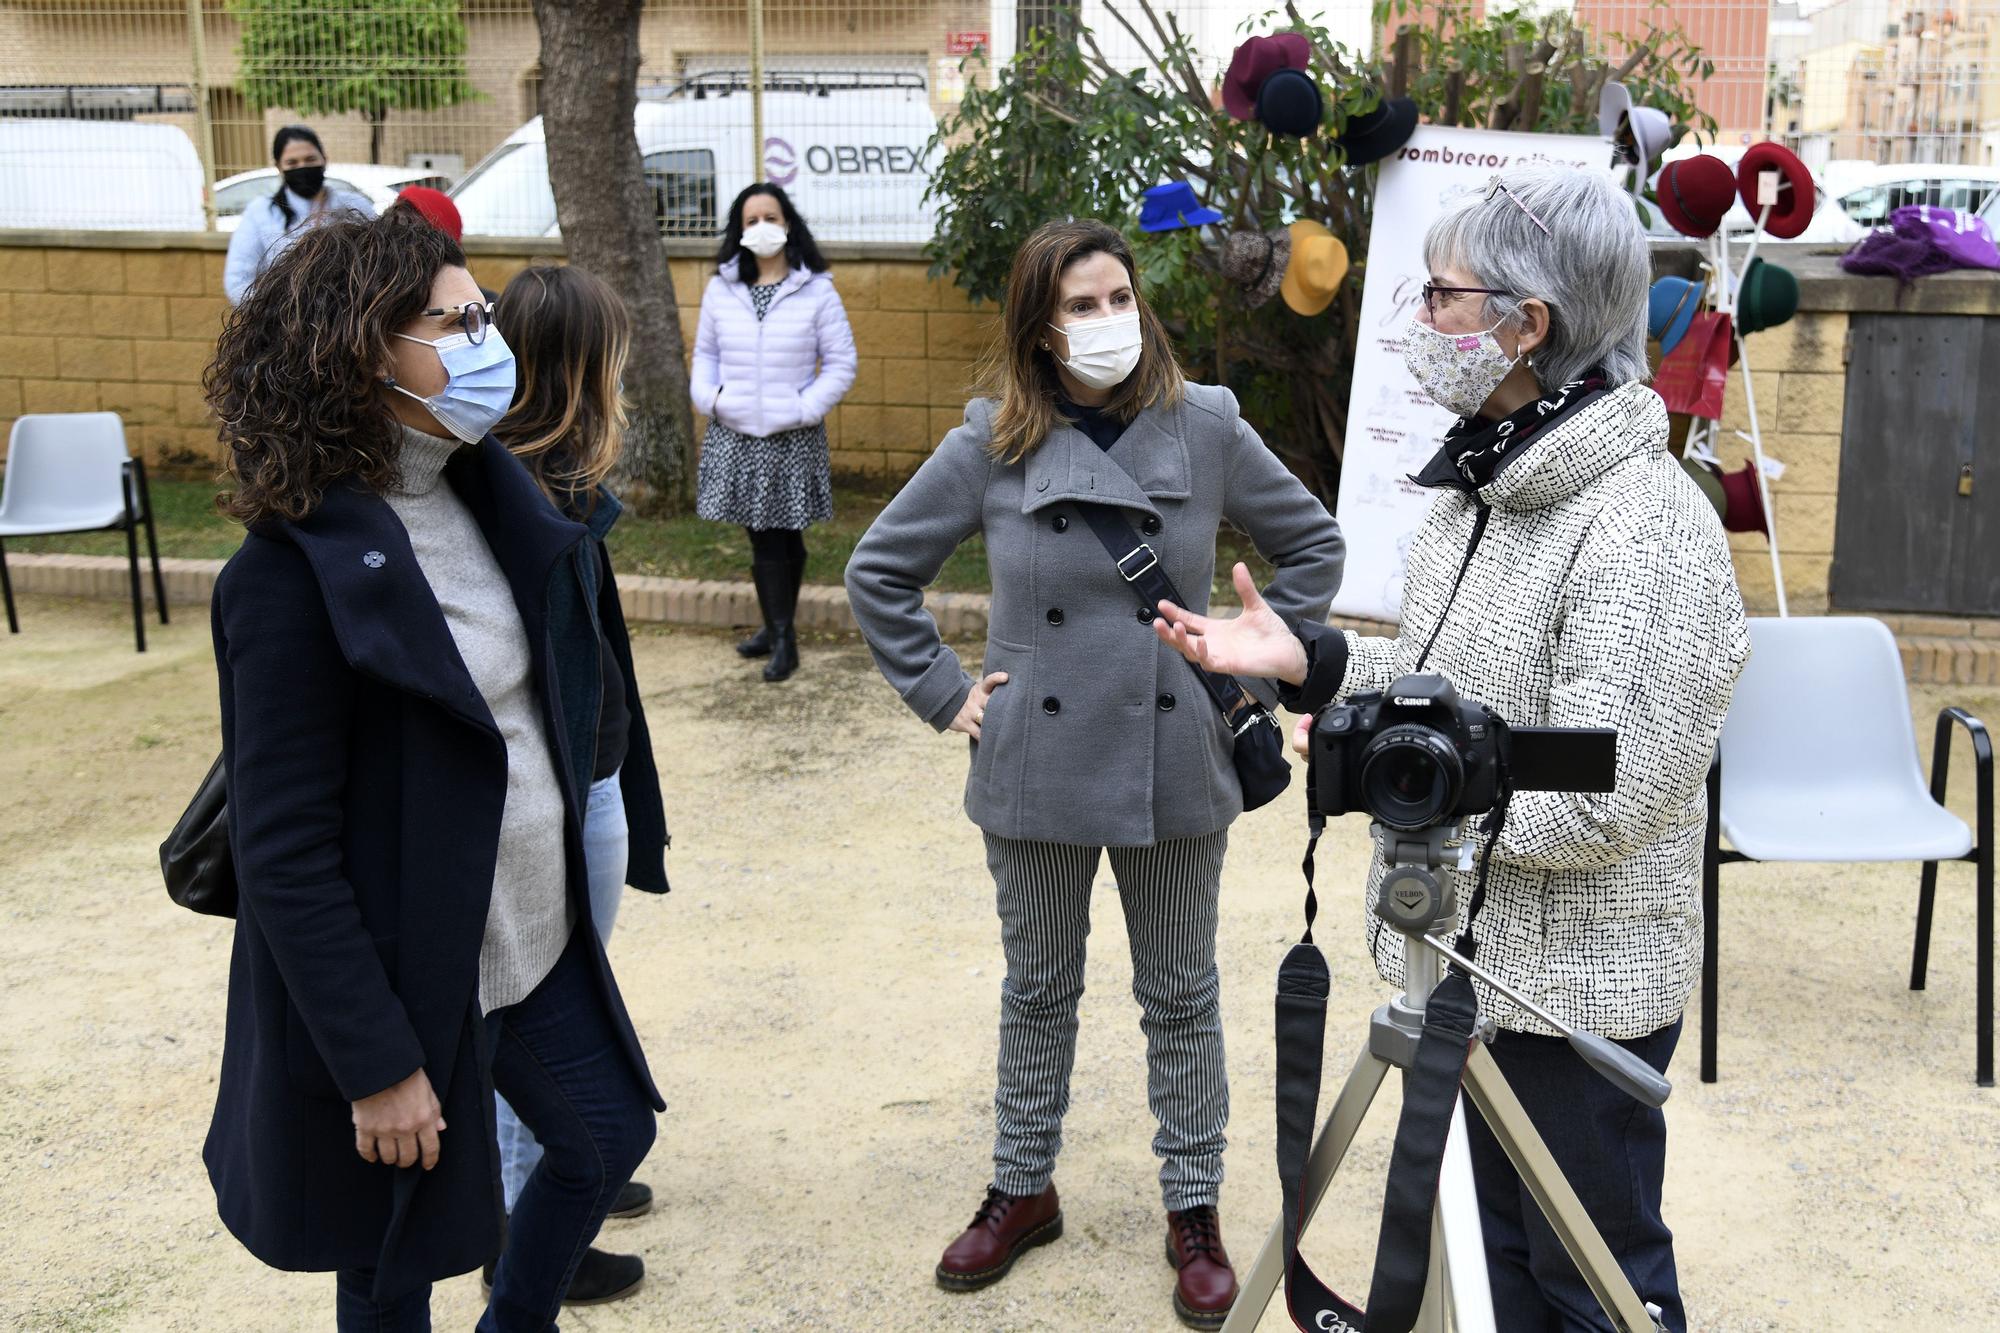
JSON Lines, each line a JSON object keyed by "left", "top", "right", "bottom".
{"left": 6, "top": 234, "right": 2000, "bottom": 625}
{"left": 1706, "top": 306, "right": 1848, "bottom": 615}
{"left": 0, "top": 233, "right": 1000, "bottom": 481}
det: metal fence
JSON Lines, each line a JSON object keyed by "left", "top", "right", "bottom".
{"left": 3, "top": 1, "right": 1999, "bottom": 239}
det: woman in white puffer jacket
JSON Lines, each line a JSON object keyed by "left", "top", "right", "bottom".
{"left": 692, "top": 183, "right": 858, "bottom": 682}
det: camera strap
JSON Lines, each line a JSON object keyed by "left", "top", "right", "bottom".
{"left": 1275, "top": 758, "right": 1485, "bottom": 1330}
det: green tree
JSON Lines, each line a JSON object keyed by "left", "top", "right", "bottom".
{"left": 231, "top": 0, "right": 477, "bottom": 164}
{"left": 926, "top": 0, "right": 1717, "bottom": 504}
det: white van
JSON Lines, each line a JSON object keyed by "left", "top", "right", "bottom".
{"left": 450, "top": 70, "right": 938, "bottom": 243}
{"left": 0, "top": 119, "right": 204, "bottom": 230}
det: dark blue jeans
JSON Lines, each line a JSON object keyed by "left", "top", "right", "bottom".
{"left": 1465, "top": 1018, "right": 1685, "bottom": 1333}
{"left": 335, "top": 927, "right": 657, "bottom": 1333}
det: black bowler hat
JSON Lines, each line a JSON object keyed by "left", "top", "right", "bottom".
{"left": 1256, "top": 67, "right": 1324, "bottom": 138}
{"left": 1335, "top": 95, "right": 1419, "bottom": 166}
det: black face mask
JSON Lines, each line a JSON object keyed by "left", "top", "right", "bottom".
{"left": 282, "top": 164, "right": 326, "bottom": 199}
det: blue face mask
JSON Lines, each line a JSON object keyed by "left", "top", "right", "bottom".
{"left": 387, "top": 327, "right": 517, "bottom": 444}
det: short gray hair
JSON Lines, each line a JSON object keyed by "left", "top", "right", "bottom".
{"left": 1423, "top": 164, "right": 1651, "bottom": 389}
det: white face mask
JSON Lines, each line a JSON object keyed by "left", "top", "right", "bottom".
{"left": 741, "top": 220, "right": 788, "bottom": 259}
{"left": 1051, "top": 310, "right": 1142, "bottom": 391}
{"left": 1401, "top": 315, "right": 1521, "bottom": 419}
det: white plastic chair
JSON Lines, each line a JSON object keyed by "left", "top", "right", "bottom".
{"left": 0, "top": 412, "right": 168, "bottom": 652}
{"left": 1703, "top": 616, "right": 1993, "bottom": 1085}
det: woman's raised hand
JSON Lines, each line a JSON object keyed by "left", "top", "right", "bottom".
{"left": 1151, "top": 563, "right": 1309, "bottom": 685}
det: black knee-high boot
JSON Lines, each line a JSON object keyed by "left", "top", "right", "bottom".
{"left": 763, "top": 555, "right": 801, "bottom": 684}
{"left": 738, "top": 528, "right": 785, "bottom": 657}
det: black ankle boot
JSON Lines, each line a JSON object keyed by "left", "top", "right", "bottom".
{"left": 745, "top": 561, "right": 789, "bottom": 666}
{"left": 763, "top": 621, "right": 799, "bottom": 682}
{"left": 482, "top": 1245, "right": 645, "bottom": 1307}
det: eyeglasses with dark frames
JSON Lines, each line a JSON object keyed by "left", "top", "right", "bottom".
{"left": 421, "top": 300, "right": 497, "bottom": 345}
{"left": 1421, "top": 282, "right": 1510, "bottom": 320}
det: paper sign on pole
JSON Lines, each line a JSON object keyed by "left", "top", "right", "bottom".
{"left": 1330, "top": 125, "right": 1612, "bottom": 623}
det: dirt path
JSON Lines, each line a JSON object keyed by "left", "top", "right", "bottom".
{"left": 3, "top": 595, "right": 1997, "bottom": 1331}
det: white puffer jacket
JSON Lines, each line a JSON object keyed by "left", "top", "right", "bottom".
{"left": 1300, "top": 380, "right": 1750, "bottom": 1039}
{"left": 689, "top": 264, "right": 857, "bottom": 439}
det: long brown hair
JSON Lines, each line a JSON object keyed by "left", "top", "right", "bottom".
{"left": 208, "top": 209, "right": 464, "bottom": 526}
{"left": 493, "top": 265, "right": 632, "bottom": 514}
{"left": 976, "top": 219, "right": 1183, "bottom": 464}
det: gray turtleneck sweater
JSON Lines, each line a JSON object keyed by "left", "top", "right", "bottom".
{"left": 385, "top": 424, "right": 572, "bottom": 1013}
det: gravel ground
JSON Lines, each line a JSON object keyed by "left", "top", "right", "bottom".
{"left": 3, "top": 595, "right": 1997, "bottom": 1332}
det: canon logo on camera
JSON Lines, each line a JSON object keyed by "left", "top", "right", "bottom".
{"left": 1315, "top": 1310, "right": 1360, "bottom": 1333}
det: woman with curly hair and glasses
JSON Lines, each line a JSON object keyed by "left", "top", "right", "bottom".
{"left": 202, "top": 211, "right": 661, "bottom": 1332}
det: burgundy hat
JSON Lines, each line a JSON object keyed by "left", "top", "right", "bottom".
{"left": 397, "top": 186, "right": 462, "bottom": 242}
{"left": 1718, "top": 462, "right": 1769, "bottom": 536}
{"left": 1222, "top": 33, "right": 1310, "bottom": 122}
{"left": 1656, "top": 155, "right": 1736, "bottom": 238}
{"left": 1736, "top": 142, "right": 1815, "bottom": 239}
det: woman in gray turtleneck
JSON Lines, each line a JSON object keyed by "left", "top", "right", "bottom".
{"left": 201, "top": 210, "right": 661, "bottom": 1332}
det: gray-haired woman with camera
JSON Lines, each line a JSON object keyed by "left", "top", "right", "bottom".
{"left": 1154, "top": 164, "right": 1749, "bottom": 1332}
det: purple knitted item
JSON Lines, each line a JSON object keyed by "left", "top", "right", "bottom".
{"left": 1841, "top": 206, "right": 2000, "bottom": 294}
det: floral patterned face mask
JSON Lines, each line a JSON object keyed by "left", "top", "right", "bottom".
{"left": 1400, "top": 315, "right": 1520, "bottom": 419}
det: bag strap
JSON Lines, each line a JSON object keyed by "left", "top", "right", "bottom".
{"left": 1072, "top": 501, "right": 1270, "bottom": 736}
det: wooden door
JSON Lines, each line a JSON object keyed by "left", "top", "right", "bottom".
{"left": 1831, "top": 314, "right": 2000, "bottom": 615}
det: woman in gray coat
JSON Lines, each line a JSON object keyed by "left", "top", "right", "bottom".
{"left": 845, "top": 219, "right": 1342, "bottom": 1330}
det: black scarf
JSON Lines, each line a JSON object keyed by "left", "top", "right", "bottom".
{"left": 1413, "top": 367, "right": 1610, "bottom": 492}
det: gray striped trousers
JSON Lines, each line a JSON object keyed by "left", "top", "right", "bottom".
{"left": 982, "top": 830, "right": 1230, "bottom": 1211}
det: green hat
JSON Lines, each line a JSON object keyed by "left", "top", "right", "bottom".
{"left": 1737, "top": 258, "right": 1799, "bottom": 336}
{"left": 1680, "top": 456, "right": 1726, "bottom": 521}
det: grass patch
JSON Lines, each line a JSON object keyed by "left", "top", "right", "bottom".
{"left": 9, "top": 477, "right": 1270, "bottom": 598}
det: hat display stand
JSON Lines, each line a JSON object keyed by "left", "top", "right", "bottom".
{"left": 1694, "top": 187, "right": 1789, "bottom": 616}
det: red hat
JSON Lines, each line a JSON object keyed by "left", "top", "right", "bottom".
{"left": 1735, "top": 143, "right": 1815, "bottom": 240}
{"left": 1222, "top": 33, "right": 1310, "bottom": 121}
{"left": 397, "top": 185, "right": 462, "bottom": 242}
{"left": 1718, "top": 462, "right": 1769, "bottom": 536}
{"left": 1656, "top": 155, "right": 1736, "bottom": 238}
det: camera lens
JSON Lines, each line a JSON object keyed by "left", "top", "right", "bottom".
{"left": 1359, "top": 726, "right": 1464, "bottom": 830}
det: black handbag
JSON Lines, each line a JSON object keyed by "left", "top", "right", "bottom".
{"left": 1075, "top": 503, "right": 1293, "bottom": 812}
{"left": 160, "top": 754, "right": 237, "bottom": 918}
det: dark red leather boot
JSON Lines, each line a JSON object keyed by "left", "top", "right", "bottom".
{"left": 1166, "top": 1205, "right": 1238, "bottom": 1329}
{"left": 934, "top": 1184, "right": 1064, "bottom": 1292}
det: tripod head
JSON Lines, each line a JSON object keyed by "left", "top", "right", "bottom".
{"left": 1366, "top": 818, "right": 1673, "bottom": 1111}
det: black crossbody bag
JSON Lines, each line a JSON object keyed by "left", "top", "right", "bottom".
{"left": 1073, "top": 503, "right": 1292, "bottom": 811}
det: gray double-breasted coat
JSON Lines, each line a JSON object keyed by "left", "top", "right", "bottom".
{"left": 845, "top": 382, "right": 1344, "bottom": 847}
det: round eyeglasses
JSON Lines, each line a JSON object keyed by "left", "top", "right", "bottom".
{"left": 421, "top": 300, "right": 497, "bottom": 345}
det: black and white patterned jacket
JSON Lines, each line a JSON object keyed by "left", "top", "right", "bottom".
{"left": 1292, "top": 380, "right": 1751, "bottom": 1038}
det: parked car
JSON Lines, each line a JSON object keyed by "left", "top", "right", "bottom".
{"left": 450, "top": 69, "right": 938, "bottom": 243}
{"left": 0, "top": 118, "right": 203, "bottom": 230}
{"left": 211, "top": 163, "right": 451, "bottom": 232}
{"left": 1834, "top": 164, "right": 2000, "bottom": 227}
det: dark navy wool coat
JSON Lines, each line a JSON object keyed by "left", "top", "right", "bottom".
{"left": 204, "top": 437, "right": 663, "bottom": 1297}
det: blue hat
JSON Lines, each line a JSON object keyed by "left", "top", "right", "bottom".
{"left": 1648, "top": 276, "right": 1701, "bottom": 356}
{"left": 1139, "top": 181, "right": 1225, "bottom": 233}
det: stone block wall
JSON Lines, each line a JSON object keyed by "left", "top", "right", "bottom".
{"left": 1708, "top": 306, "right": 1848, "bottom": 615}
{"left": 0, "top": 233, "right": 1000, "bottom": 483}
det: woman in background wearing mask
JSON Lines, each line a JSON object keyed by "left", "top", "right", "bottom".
{"left": 222, "top": 124, "right": 376, "bottom": 304}
{"left": 202, "top": 211, "right": 660, "bottom": 1331}
{"left": 690, "top": 182, "right": 856, "bottom": 682}
{"left": 484, "top": 263, "right": 673, "bottom": 1308}
{"left": 844, "top": 219, "right": 1342, "bottom": 1330}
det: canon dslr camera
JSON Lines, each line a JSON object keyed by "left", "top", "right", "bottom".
{"left": 1311, "top": 674, "right": 1616, "bottom": 832}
